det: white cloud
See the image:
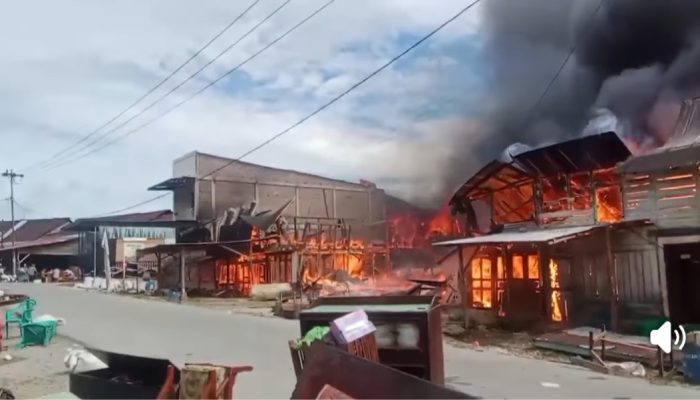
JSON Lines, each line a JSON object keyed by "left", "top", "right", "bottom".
{"left": 0, "top": 0, "right": 485, "bottom": 220}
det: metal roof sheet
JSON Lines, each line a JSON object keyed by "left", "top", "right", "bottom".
{"left": 0, "top": 233, "right": 78, "bottom": 251}
{"left": 432, "top": 225, "right": 600, "bottom": 246}
{"left": 513, "top": 132, "right": 631, "bottom": 175}
{"left": 1, "top": 218, "right": 72, "bottom": 243}
{"left": 450, "top": 160, "right": 531, "bottom": 203}
{"left": 148, "top": 177, "right": 195, "bottom": 191}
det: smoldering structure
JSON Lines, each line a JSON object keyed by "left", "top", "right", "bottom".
{"left": 439, "top": 0, "right": 700, "bottom": 197}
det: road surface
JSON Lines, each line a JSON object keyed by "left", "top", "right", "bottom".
{"left": 3, "top": 283, "right": 700, "bottom": 398}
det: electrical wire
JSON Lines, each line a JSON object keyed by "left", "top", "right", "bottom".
{"left": 200, "top": 0, "right": 484, "bottom": 179}
{"left": 22, "top": 0, "right": 262, "bottom": 172}
{"left": 39, "top": 0, "right": 481, "bottom": 216}
{"left": 43, "top": 0, "right": 293, "bottom": 170}
{"left": 91, "top": 193, "right": 170, "bottom": 217}
{"left": 46, "top": 0, "right": 335, "bottom": 170}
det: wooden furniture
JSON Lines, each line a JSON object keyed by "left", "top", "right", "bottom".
{"left": 289, "top": 333, "right": 380, "bottom": 379}
{"left": 343, "top": 334, "right": 380, "bottom": 362}
{"left": 299, "top": 296, "right": 444, "bottom": 384}
{"left": 292, "top": 343, "right": 474, "bottom": 399}
{"left": 289, "top": 340, "right": 307, "bottom": 379}
{"left": 69, "top": 350, "right": 173, "bottom": 399}
{"left": 157, "top": 363, "right": 253, "bottom": 399}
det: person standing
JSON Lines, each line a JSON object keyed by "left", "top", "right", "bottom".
{"left": 27, "top": 264, "right": 37, "bottom": 281}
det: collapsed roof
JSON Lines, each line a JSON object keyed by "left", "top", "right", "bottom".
{"left": 450, "top": 131, "right": 632, "bottom": 205}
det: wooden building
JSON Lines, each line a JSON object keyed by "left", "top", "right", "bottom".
{"left": 143, "top": 153, "right": 392, "bottom": 297}
{"left": 616, "top": 97, "right": 700, "bottom": 326}
{"left": 436, "top": 98, "right": 700, "bottom": 332}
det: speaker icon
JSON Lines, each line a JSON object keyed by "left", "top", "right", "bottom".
{"left": 650, "top": 321, "right": 686, "bottom": 354}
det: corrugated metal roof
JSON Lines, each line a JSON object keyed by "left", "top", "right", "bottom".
{"left": 449, "top": 132, "right": 631, "bottom": 204}
{"left": 450, "top": 160, "right": 531, "bottom": 203}
{"left": 148, "top": 177, "right": 195, "bottom": 191}
{"left": 513, "top": 132, "right": 631, "bottom": 175}
{"left": 619, "top": 97, "right": 700, "bottom": 173}
{"left": 0, "top": 221, "right": 13, "bottom": 233}
{"left": 1, "top": 218, "right": 71, "bottom": 243}
{"left": 0, "top": 233, "right": 78, "bottom": 251}
{"left": 66, "top": 210, "right": 192, "bottom": 232}
{"left": 432, "top": 225, "right": 600, "bottom": 246}
{"left": 86, "top": 210, "right": 174, "bottom": 223}
{"left": 239, "top": 199, "right": 293, "bottom": 230}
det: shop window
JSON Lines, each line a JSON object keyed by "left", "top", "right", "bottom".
{"left": 512, "top": 255, "right": 524, "bottom": 279}
{"left": 471, "top": 257, "right": 493, "bottom": 308}
{"left": 527, "top": 255, "right": 540, "bottom": 280}
{"left": 512, "top": 254, "right": 541, "bottom": 280}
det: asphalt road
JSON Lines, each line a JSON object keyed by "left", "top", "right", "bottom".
{"left": 3, "top": 283, "right": 700, "bottom": 399}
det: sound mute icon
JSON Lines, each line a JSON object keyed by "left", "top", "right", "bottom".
{"left": 650, "top": 321, "right": 686, "bottom": 354}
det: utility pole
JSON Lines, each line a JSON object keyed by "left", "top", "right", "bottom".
{"left": 2, "top": 169, "right": 23, "bottom": 276}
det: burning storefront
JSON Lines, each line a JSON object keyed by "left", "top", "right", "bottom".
{"left": 435, "top": 97, "right": 700, "bottom": 332}
{"left": 435, "top": 131, "right": 662, "bottom": 331}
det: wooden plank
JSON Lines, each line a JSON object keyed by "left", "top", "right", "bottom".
{"left": 657, "top": 197, "right": 696, "bottom": 210}
{"left": 623, "top": 190, "right": 651, "bottom": 200}
{"left": 655, "top": 178, "right": 696, "bottom": 191}
{"left": 634, "top": 252, "right": 644, "bottom": 303}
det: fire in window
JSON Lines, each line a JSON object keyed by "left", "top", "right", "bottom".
{"left": 512, "top": 254, "right": 540, "bottom": 280}
{"left": 497, "top": 256, "right": 505, "bottom": 316}
{"left": 512, "top": 255, "right": 524, "bottom": 279}
{"left": 471, "top": 257, "right": 492, "bottom": 308}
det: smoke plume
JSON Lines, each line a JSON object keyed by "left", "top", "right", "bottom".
{"left": 439, "top": 0, "right": 700, "bottom": 199}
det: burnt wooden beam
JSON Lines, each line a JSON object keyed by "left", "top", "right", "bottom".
{"left": 457, "top": 245, "right": 469, "bottom": 329}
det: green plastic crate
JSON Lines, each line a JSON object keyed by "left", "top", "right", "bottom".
{"left": 634, "top": 317, "right": 669, "bottom": 337}
{"left": 17, "top": 320, "right": 57, "bottom": 348}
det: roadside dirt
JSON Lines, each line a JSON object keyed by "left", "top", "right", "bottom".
{"left": 0, "top": 334, "right": 71, "bottom": 398}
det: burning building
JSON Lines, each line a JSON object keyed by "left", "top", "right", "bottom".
{"left": 435, "top": 97, "right": 700, "bottom": 331}
{"left": 141, "top": 152, "right": 390, "bottom": 297}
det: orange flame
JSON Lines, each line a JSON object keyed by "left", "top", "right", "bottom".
{"left": 388, "top": 204, "right": 462, "bottom": 250}
{"left": 549, "top": 259, "right": 563, "bottom": 322}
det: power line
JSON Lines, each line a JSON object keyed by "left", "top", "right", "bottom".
{"left": 9, "top": 198, "right": 33, "bottom": 215}
{"left": 36, "top": 0, "right": 480, "bottom": 226}
{"left": 43, "top": 0, "right": 293, "bottom": 171}
{"left": 91, "top": 193, "right": 170, "bottom": 218}
{"left": 46, "top": 0, "right": 335, "bottom": 170}
{"left": 22, "top": 0, "right": 262, "bottom": 172}
{"left": 201, "top": 0, "right": 484, "bottom": 179}
{"left": 523, "top": 0, "right": 605, "bottom": 127}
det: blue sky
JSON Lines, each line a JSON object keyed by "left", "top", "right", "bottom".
{"left": 0, "top": 0, "right": 487, "bottom": 219}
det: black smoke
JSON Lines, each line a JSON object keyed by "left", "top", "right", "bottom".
{"left": 440, "top": 0, "right": 700, "bottom": 199}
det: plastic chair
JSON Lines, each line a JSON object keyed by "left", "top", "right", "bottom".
{"left": 4, "top": 304, "right": 23, "bottom": 337}
{"left": 5, "top": 307, "right": 31, "bottom": 338}
{"left": 4, "top": 298, "right": 37, "bottom": 338}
